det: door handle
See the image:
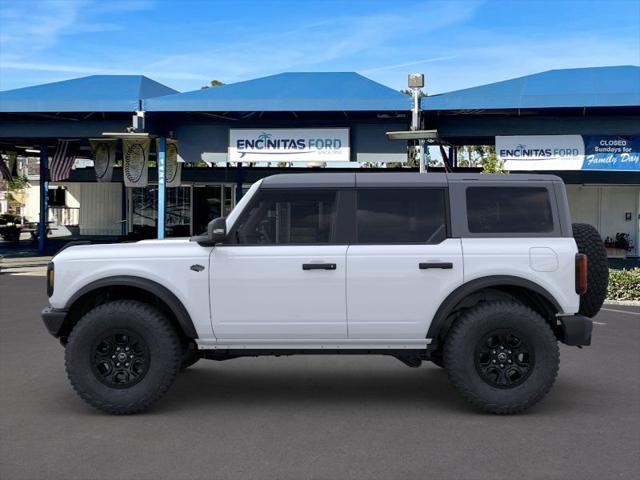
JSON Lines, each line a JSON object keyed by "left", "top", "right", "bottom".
{"left": 419, "top": 262, "right": 453, "bottom": 269}
{"left": 302, "top": 263, "right": 337, "bottom": 271}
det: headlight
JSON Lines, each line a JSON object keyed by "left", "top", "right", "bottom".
{"left": 47, "top": 262, "right": 54, "bottom": 297}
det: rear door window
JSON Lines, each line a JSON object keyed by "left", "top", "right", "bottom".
{"left": 466, "top": 187, "right": 554, "bottom": 233}
{"left": 356, "top": 188, "right": 447, "bottom": 244}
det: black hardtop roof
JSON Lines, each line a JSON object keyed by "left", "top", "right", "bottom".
{"left": 260, "top": 172, "right": 563, "bottom": 188}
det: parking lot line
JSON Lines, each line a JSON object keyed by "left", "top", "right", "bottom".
{"left": 600, "top": 307, "right": 640, "bottom": 316}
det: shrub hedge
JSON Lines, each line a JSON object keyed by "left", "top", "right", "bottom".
{"left": 607, "top": 268, "right": 640, "bottom": 301}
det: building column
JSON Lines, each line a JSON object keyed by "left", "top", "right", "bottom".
{"left": 157, "top": 137, "right": 166, "bottom": 239}
{"left": 235, "top": 162, "right": 244, "bottom": 203}
{"left": 38, "top": 144, "right": 48, "bottom": 254}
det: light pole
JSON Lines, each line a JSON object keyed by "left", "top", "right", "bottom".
{"left": 408, "top": 73, "right": 425, "bottom": 173}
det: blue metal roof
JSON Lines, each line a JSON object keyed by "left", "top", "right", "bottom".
{"left": 145, "top": 72, "right": 411, "bottom": 112}
{"left": 0, "top": 75, "right": 178, "bottom": 113}
{"left": 422, "top": 66, "right": 640, "bottom": 111}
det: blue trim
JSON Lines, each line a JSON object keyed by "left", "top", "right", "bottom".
{"left": 157, "top": 137, "right": 166, "bottom": 240}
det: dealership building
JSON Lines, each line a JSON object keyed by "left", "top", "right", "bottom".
{"left": 0, "top": 65, "right": 638, "bottom": 256}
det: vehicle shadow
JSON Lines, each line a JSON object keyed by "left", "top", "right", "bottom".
{"left": 157, "top": 359, "right": 474, "bottom": 414}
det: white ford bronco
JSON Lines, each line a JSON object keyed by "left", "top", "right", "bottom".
{"left": 42, "top": 173, "right": 608, "bottom": 414}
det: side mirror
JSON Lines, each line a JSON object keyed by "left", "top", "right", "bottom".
{"left": 208, "top": 217, "right": 227, "bottom": 244}
{"left": 190, "top": 217, "right": 226, "bottom": 246}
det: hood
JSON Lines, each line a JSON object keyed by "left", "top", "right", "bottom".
{"left": 53, "top": 238, "right": 204, "bottom": 262}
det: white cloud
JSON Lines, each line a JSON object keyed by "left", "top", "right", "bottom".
{"left": 0, "top": 60, "right": 209, "bottom": 81}
{"left": 135, "top": 1, "right": 484, "bottom": 90}
{"left": 361, "top": 56, "right": 459, "bottom": 74}
{"left": 0, "top": 0, "right": 153, "bottom": 57}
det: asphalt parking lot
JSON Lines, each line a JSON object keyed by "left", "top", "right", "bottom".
{"left": 1, "top": 273, "right": 639, "bottom": 480}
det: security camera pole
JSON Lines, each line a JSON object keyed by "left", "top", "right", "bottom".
{"left": 408, "top": 73, "right": 425, "bottom": 173}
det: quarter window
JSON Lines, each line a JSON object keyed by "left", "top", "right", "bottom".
{"left": 466, "top": 187, "right": 554, "bottom": 233}
{"left": 233, "top": 189, "right": 337, "bottom": 245}
{"left": 356, "top": 188, "right": 447, "bottom": 244}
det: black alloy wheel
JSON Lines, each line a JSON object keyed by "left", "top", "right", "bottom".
{"left": 474, "top": 329, "right": 533, "bottom": 388}
{"left": 91, "top": 330, "right": 150, "bottom": 388}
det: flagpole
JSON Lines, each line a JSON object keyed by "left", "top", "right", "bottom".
{"left": 38, "top": 144, "right": 48, "bottom": 254}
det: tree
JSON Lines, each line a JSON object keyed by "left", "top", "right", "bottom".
{"left": 5, "top": 175, "right": 30, "bottom": 214}
{"left": 201, "top": 80, "right": 225, "bottom": 89}
{"left": 481, "top": 148, "right": 507, "bottom": 174}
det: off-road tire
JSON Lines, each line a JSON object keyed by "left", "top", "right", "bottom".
{"left": 572, "top": 223, "right": 608, "bottom": 318}
{"left": 444, "top": 301, "right": 559, "bottom": 414}
{"left": 181, "top": 342, "right": 200, "bottom": 370}
{"left": 65, "top": 300, "right": 182, "bottom": 414}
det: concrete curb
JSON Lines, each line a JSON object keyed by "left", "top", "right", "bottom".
{"left": 0, "top": 256, "right": 52, "bottom": 270}
{"left": 604, "top": 299, "right": 640, "bottom": 306}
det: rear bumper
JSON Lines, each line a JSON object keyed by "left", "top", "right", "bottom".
{"left": 558, "top": 315, "right": 593, "bottom": 346}
{"left": 41, "top": 307, "right": 68, "bottom": 338}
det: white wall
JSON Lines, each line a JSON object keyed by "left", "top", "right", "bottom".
{"left": 566, "top": 185, "right": 640, "bottom": 256}
{"left": 23, "top": 181, "right": 40, "bottom": 222}
{"left": 64, "top": 184, "right": 81, "bottom": 208}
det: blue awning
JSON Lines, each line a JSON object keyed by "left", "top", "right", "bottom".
{"left": 422, "top": 66, "right": 640, "bottom": 111}
{"left": 0, "top": 75, "right": 178, "bottom": 113}
{"left": 145, "top": 72, "right": 411, "bottom": 112}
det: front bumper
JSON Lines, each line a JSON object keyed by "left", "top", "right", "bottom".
{"left": 41, "top": 307, "right": 68, "bottom": 338}
{"left": 558, "top": 315, "right": 593, "bottom": 346}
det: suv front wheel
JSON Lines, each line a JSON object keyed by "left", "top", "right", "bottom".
{"left": 65, "top": 300, "right": 182, "bottom": 414}
{"left": 444, "top": 301, "right": 559, "bottom": 414}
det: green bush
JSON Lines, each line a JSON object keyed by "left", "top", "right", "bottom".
{"left": 607, "top": 268, "right": 640, "bottom": 301}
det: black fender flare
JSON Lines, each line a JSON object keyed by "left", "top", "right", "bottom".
{"left": 426, "top": 275, "right": 562, "bottom": 344}
{"left": 65, "top": 275, "right": 198, "bottom": 339}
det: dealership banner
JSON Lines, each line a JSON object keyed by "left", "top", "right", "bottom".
{"left": 156, "top": 138, "right": 181, "bottom": 187}
{"left": 229, "top": 128, "right": 350, "bottom": 162}
{"left": 582, "top": 136, "right": 640, "bottom": 171}
{"left": 90, "top": 139, "right": 116, "bottom": 182}
{"left": 496, "top": 135, "right": 585, "bottom": 170}
{"left": 497, "top": 135, "right": 640, "bottom": 171}
{"left": 122, "top": 138, "right": 149, "bottom": 187}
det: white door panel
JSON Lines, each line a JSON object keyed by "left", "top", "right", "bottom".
{"left": 346, "top": 239, "right": 463, "bottom": 339}
{"left": 211, "top": 245, "right": 347, "bottom": 339}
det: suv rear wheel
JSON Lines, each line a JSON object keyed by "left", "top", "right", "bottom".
{"left": 444, "top": 301, "right": 559, "bottom": 414}
{"left": 65, "top": 300, "right": 182, "bottom": 414}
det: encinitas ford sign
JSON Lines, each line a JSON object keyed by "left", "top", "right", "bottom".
{"left": 497, "top": 135, "right": 585, "bottom": 170}
{"left": 229, "top": 128, "right": 350, "bottom": 162}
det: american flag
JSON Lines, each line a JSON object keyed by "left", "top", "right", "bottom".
{"left": 49, "top": 140, "right": 78, "bottom": 182}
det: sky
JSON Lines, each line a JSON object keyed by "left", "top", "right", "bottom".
{"left": 0, "top": 0, "right": 639, "bottom": 94}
